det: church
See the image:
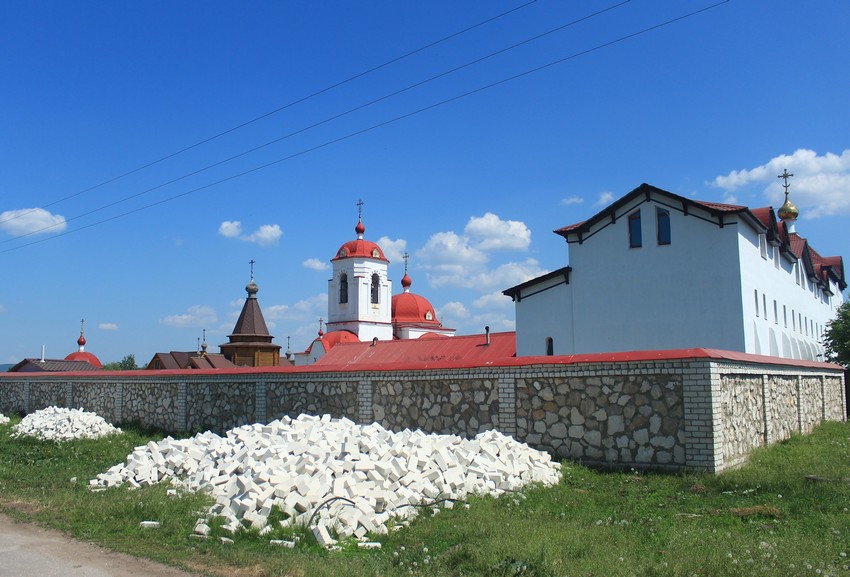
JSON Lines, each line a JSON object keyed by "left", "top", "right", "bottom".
{"left": 293, "top": 206, "right": 455, "bottom": 365}
{"left": 504, "top": 178, "right": 846, "bottom": 361}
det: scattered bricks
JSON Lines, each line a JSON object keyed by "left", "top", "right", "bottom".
{"left": 139, "top": 521, "right": 161, "bottom": 529}
{"left": 194, "top": 523, "right": 211, "bottom": 536}
{"left": 311, "top": 525, "right": 337, "bottom": 547}
{"left": 270, "top": 539, "right": 296, "bottom": 548}
{"left": 358, "top": 542, "right": 381, "bottom": 550}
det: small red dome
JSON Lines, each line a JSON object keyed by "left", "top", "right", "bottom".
{"left": 392, "top": 292, "right": 440, "bottom": 325}
{"left": 65, "top": 351, "right": 103, "bottom": 369}
{"left": 401, "top": 273, "right": 412, "bottom": 289}
{"left": 332, "top": 239, "right": 388, "bottom": 262}
{"left": 355, "top": 220, "right": 366, "bottom": 236}
{"left": 77, "top": 335, "right": 86, "bottom": 347}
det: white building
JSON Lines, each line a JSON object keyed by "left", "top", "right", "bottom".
{"left": 504, "top": 182, "right": 846, "bottom": 361}
{"left": 294, "top": 211, "right": 453, "bottom": 366}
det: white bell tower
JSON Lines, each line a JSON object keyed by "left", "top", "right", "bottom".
{"left": 326, "top": 202, "right": 393, "bottom": 341}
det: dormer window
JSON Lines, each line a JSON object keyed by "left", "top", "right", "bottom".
{"left": 628, "top": 211, "right": 642, "bottom": 248}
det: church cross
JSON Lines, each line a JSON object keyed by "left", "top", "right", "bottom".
{"left": 403, "top": 252, "right": 409, "bottom": 274}
{"left": 357, "top": 199, "right": 364, "bottom": 221}
{"left": 249, "top": 259, "right": 256, "bottom": 281}
{"left": 778, "top": 169, "right": 794, "bottom": 194}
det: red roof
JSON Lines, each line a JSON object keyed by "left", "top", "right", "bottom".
{"left": 305, "top": 330, "right": 360, "bottom": 355}
{"left": 64, "top": 351, "right": 103, "bottom": 368}
{"left": 313, "top": 331, "right": 516, "bottom": 370}
{"left": 392, "top": 291, "right": 441, "bottom": 326}
{"left": 332, "top": 238, "right": 387, "bottom": 262}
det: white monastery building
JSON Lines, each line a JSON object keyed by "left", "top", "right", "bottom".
{"left": 504, "top": 179, "right": 846, "bottom": 361}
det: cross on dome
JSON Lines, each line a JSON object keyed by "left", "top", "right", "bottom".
{"left": 777, "top": 168, "right": 799, "bottom": 223}
{"left": 77, "top": 318, "right": 86, "bottom": 349}
{"left": 355, "top": 199, "right": 366, "bottom": 238}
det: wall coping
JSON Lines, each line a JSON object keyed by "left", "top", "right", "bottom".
{"left": 1, "top": 348, "right": 843, "bottom": 381}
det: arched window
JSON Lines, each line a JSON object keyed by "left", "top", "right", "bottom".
{"left": 339, "top": 273, "right": 348, "bottom": 304}
{"left": 545, "top": 337, "right": 554, "bottom": 356}
{"left": 371, "top": 273, "right": 380, "bottom": 304}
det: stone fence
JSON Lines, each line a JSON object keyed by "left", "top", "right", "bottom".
{"left": 1, "top": 350, "right": 845, "bottom": 473}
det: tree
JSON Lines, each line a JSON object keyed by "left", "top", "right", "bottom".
{"left": 823, "top": 301, "right": 850, "bottom": 367}
{"left": 102, "top": 354, "right": 140, "bottom": 371}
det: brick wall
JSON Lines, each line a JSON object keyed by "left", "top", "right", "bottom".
{"left": 0, "top": 356, "right": 844, "bottom": 473}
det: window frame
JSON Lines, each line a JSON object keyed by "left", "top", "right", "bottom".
{"left": 628, "top": 211, "right": 642, "bottom": 248}
{"left": 656, "top": 207, "right": 671, "bottom": 245}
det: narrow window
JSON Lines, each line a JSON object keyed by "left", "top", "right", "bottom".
{"left": 754, "top": 290, "right": 760, "bottom": 317}
{"left": 759, "top": 234, "right": 767, "bottom": 259}
{"left": 773, "top": 300, "right": 778, "bottom": 324}
{"left": 628, "top": 211, "right": 642, "bottom": 248}
{"left": 656, "top": 207, "right": 671, "bottom": 245}
{"left": 792, "top": 309, "right": 796, "bottom": 331}
{"left": 762, "top": 294, "right": 767, "bottom": 320}
{"left": 783, "top": 305, "right": 787, "bottom": 328}
{"left": 339, "top": 273, "right": 348, "bottom": 304}
{"left": 545, "top": 337, "right": 554, "bottom": 356}
{"left": 773, "top": 248, "right": 780, "bottom": 269}
{"left": 370, "top": 273, "right": 380, "bottom": 304}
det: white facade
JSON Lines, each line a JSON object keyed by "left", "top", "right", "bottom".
{"left": 506, "top": 184, "right": 845, "bottom": 361}
{"left": 326, "top": 255, "right": 393, "bottom": 341}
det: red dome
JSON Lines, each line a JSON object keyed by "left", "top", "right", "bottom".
{"left": 332, "top": 239, "right": 388, "bottom": 262}
{"left": 65, "top": 351, "right": 103, "bottom": 368}
{"left": 392, "top": 292, "right": 440, "bottom": 325}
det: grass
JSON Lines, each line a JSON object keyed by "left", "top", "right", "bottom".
{"left": 1, "top": 416, "right": 849, "bottom": 576}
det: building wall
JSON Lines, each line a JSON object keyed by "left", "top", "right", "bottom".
{"left": 564, "top": 197, "right": 746, "bottom": 354}
{"left": 513, "top": 277, "right": 573, "bottom": 357}
{"left": 0, "top": 356, "right": 844, "bottom": 473}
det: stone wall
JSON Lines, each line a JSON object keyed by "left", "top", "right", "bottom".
{"left": 0, "top": 355, "right": 844, "bottom": 473}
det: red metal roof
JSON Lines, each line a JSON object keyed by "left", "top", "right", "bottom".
{"left": 313, "top": 331, "right": 516, "bottom": 370}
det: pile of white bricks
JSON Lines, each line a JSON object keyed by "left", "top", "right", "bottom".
{"left": 12, "top": 406, "right": 121, "bottom": 441}
{"left": 93, "top": 414, "right": 560, "bottom": 543}
{"left": 0, "top": 413, "right": 10, "bottom": 425}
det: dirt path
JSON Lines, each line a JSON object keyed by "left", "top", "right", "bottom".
{"left": 0, "top": 514, "right": 202, "bottom": 577}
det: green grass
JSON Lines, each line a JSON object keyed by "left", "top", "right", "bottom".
{"left": 1, "top": 416, "right": 850, "bottom": 576}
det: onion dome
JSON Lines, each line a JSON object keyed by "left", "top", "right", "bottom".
{"left": 245, "top": 280, "right": 259, "bottom": 299}
{"left": 332, "top": 217, "right": 388, "bottom": 262}
{"left": 392, "top": 272, "right": 440, "bottom": 327}
{"left": 64, "top": 319, "right": 103, "bottom": 368}
{"left": 778, "top": 193, "right": 799, "bottom": 222}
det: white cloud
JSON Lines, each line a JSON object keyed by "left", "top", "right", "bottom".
{"left": 98, "top": 323, "right": 118, "bottom": 330}
{"left": 302, "top": 258, "right": 329, "bottom": 271}
{"left": 712, "top": 149, "right": 850, "bottom": 217}
{"left": 472, "top": 291, "right": 513, "bottom": 310}
{"left": 595, "top": 192, "right": 615, "bottom": 206}
{"left": 218, "top": 221, "right": 283, "bottom": 246}
{"left": 560, "top": 195, "right": 584, "bottom": 206}
{"left": 464, "top": 213, "right": 531, "bottom": 251}
{"left": 243, "top": 224, "right": 282, "bottom": 246}
{"left": 440, "top": 301, "right": 470, "bottom": 319}
{"left": 160, "top": 305, "right": 218, "bottom": 328}
{"left": 376, "top": 236, "right": 407, "bottom": 263}
{"left": 264, "top": 304, "right": 289, "bottom": 321}
{"left": 0, "top": 208, "right": 67, "bottom": 236}
{"left": 218, "top": 220, "right": 242, "bottom": 238}
{"left": 417, "top": 231, "right": 487, "bottom": 267}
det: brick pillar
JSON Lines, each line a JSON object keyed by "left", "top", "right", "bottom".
{"left": 761, "top": 374, "right": 772, "bottom": 445}
{"left": 66, "top": 381, "right": 74, "bottom": 409}
{"left": 358, "top": 380, "right": 373, "bottom": 424}
{"left": 255, "top": 380, "right": 267, "bottom": 423}
{"left": 796, "top": 375, "right": 803, "bottom": 433}
{"left": 682, "top": 361, "right": 721, "bottom": 472}
{"left": 177, "top": 381, "right": 187, "bottom": 432}
{"left": 497, "top": 376, "right": 516, "bottom": 438}
{"left": 116, "top": 381, "right": 124, "bottom": 424}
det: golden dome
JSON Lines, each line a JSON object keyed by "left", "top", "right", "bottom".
{"left": 778, "top": 193, "right": 799, "bottom": 221}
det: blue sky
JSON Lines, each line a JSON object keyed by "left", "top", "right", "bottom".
{"left": 1, "top": 0, "right": 848, "bottom": 366}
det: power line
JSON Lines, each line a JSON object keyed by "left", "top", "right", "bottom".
{"left": 0, "top": 0, "right": 731, "bottom": 255}
{"left": 0, "top": 0, "right": 537, "bottom": 228}
{"left": 1, "top": 0, "right": 631, "bottom": 242}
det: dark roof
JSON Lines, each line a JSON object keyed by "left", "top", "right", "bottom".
{"left": 554, "top": 183, "right": 758, "bottom": 241}
{"left": 228, "top": 294, "right": 271, "bottom": 338}
{"left": 503, "top": 266, "right": 571, "bottom": 301}
{"left": 8, "top": 359, "right": 102, "bottom": 373}
{"left": 147, "top": 351, "right": 237, "bottom": 370}
{"left": 188, "top": 354, "right": 236, "bottom": 369}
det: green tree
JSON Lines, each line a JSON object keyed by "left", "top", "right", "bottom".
{"left": 102, "top": 354, "right": 140, "bottom": 371}
{"left": 823, "top": 301, "right": 850, "bottom": 367}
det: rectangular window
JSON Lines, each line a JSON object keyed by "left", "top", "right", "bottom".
{"left": 759, "top": 234, "right": 767, "bottom": 259}
{"left": 763, "top": 295, "right": 767, "bottom": 320}
{"left": 773, "top": 300, "right": 778, "bottom": 324}
{"left": 783, "top": 305, "right": 787, "bottom": 328}
{"left": 792, "top": 309, "right": 796, "bottom": 331}
{"left": 754, "top": 290, "right": 760, "bottom": 317}
{"left": 773, "top": 247, "right": 780, "bottom": 269}
{"left": 628, "top": 211, "right": 642, "bottom": 248}
{"left": 656, "top": 207, "right": 671, "bottom": 245}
